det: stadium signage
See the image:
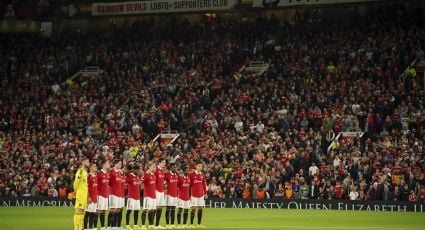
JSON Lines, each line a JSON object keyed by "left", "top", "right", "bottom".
{"left": 0, "top": 197, "right": 73, "bottom": 207}
{"left": 205, "top": 199, "right": 424, "bottom": 212}
{"left": 253, "top": 0, "right": 378, "bottom": 8}
{"left": 92, "top": 0, "right": 239, "bottom": 16}
{"left": 0, "top": 197, "right": 423, "bottom": 212}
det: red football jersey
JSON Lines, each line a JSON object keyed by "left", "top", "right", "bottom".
{"left": 165, "top": 172, "right": 178, "bottom": 197}
{"left": 120, "top": 173, "right": 126, "bottom": 198}
{"left": 97, "top": 170, "right": 110, "bottom": 198}
{"left": 189, "top": 171, "right": 207, "bottom": 198}
{"left": 109, "top": 169, "right": 125, "bottom": 197}
{"left": 126, "top": 173, "right": 141, "bottom": 200}
{"left": 143, "top": 172, "right": 156, "bottom": 199}
{"left": 88, "top": 173, "right": 98, "bottom": 203}
{"left": 155, "top": 167, "right": 166, "bottom": 193}
{"left": 177, "top": 176, "right": 190, "bottom": 201}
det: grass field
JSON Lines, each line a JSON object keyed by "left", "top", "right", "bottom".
{"left": 0, "top": 207, "right": 424, "bottom": 230}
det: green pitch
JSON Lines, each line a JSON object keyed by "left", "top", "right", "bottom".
{"left": 0, "top": 207, "right": 424, "bottom": 230}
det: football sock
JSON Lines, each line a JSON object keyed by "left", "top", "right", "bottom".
{"left": 141, "top": 210, "right": 147, "bottom": 226}
{"left": 79, "top": 213, "right": 85, "bottom": 229}
{"left": 126, "top": 210, "right": 132, "bottom": 226}
{"left": 190, "top": 209, "right": 196, "bottom": 225}
{"left": 165, "top": 206, "right": 170, "bottom": 225}
{"left": 183, "top": 209, "right": 189, "bottom": 225}
{"left": 170, "top": 207, "right": 176, "bottom": 225}
{"left": 148, "top": 210, "right": 155, "bottom": 226}
{"left": 108, "top": 212, "right": 113, "bottom": 227}
{"left": 91, "top": 213, "right": 98, "bottom": 229}
{"left": 177, "top": 208, "right": 182, "bottom": 225}
{"left": 155, "top": 208, "right": 162, "bottom": 226}
{"left": 115, "top": 210, "right": 122, "bottom": 227}
{"left": 84, "top": 212, "right": 90, "bottom": 229}
{"left": 99, "top": 213, "right": 106, "bottom": 228}
{"left": 117, "top": 210, "right": 122, "bottom": 227}
{"left": 197, "top": 209, "right": 203, "bottom": 225}
{"left": 113, "top": 212, "right": 117, "bottom": 227}
{"left": 74, "top": 213, "right": 79, "bottom": 230}
{"left": 134, "top": 210, "right": 139, "bottom": 225}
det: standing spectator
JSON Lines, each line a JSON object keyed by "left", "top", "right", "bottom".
{"left": 334, "top": 182, "right": 344, "bottom": 199}
{"left": 382, "top": 185, "right": 393, "bottom": 201}
{"left": 349, "top": 186, "right": 359, "bottom": 200}
{"left": 300, "top": 181, "right": 309, "bottom": 199}
{"left": 309, "top": 181, "right": 319, "bottom": 199}
{"left": 274, "top": 183, "right": 285, "bottom": 198}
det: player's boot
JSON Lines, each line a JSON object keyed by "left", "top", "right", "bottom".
{"left": 140, "top": 226, "right": 147, "bottom": 230}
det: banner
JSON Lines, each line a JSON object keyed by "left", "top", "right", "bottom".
{"left": 92, "top": 0, "right": 240, "bottom": 16}
{"left": 1, "top": 197, "right": 423, "bottom": 212}
{"left": 253, "top": 0, "right": 379, "bottom": 8}
{"left": 206, "top": 198, "right": 425, "bottom": 212}
{"left": 0, "top": 197, "right": 74, "bottom": 207}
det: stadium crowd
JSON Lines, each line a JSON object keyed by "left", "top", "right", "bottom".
{"left": 0, "top": 6, "right": 424, "bottom": 202}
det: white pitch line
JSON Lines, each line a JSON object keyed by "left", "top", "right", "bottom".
{"left": 204, "top": 226, "right": 409, "bottom": 230}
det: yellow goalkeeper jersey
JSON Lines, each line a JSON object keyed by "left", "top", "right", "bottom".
{"left": 74, "top": 168, "right": 89, "bottom": 197}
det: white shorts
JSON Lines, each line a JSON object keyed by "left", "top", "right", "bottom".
{"left": 109, "top": 195, "right": 123, "bottom": 209}
{"left": 190, "top": 196, "right": 205, "bottom": 207}
{"left": 143, "top": 197, "right": 157, "bottom": 210}
{"left": 166, "top": 195, "right": 177, "bottom": 206}
{"left": 97, "top": 196, "right": 108, "bottom": 211}
{"left": 177, "top": 198, "right": 190, "bottom": 209}
{"left": 126, "top": 198, "right": 141, "bottom": 210}
{"left": 86, "top": 202, "right": 97, "bottom": 213}
{"left": 156, "top": 191, "right": 166, "bottom": 207}
{"left": 120, "top": 197, "right": 126, "bottom": 208}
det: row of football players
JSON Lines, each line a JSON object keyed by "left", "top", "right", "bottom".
{"left": 85, "top": 158, "right": 207, "bottom": 230}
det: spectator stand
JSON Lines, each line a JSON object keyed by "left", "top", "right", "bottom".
{"left": 415, "top": 58, "right": 425, "bottom": 90}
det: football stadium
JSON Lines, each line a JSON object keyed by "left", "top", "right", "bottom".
{"left": 0, "top": 0, "right": 425, "bottom": 229}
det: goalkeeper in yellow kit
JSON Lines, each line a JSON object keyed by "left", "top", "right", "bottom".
{"left": 73, "top": 158, "right": 90, "bottom": 230}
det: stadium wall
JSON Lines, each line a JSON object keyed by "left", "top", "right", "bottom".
{"left": 0, "top": 197, "right": 423, "bottom": 212}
